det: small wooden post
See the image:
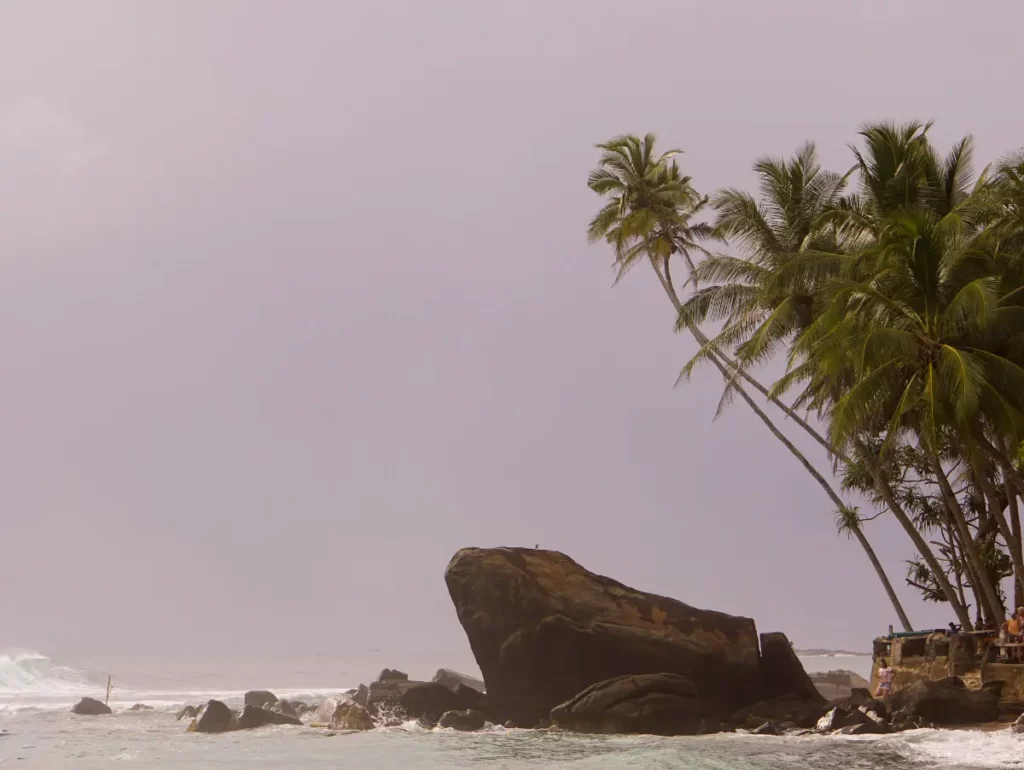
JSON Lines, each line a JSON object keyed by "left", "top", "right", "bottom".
{"left": 105, "top": 676, "right": 112, "bottom": 706}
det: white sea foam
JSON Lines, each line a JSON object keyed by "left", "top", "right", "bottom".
{"left": 0, "top": 649, "right": 97, "bottom": 696}
{"left": 890, "top": 728, "right": 1024, "bottom": 769}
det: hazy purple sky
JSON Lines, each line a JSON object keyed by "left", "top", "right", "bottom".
{"left": 2, "top": 1, "right": 1022, "bottom": 673}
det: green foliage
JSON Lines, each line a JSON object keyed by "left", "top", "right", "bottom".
{"left": 588, "top": 121, "right": 1024, "bottom": 623}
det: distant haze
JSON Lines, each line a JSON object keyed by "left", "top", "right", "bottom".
{"left": 2, "top": 1, "right": 1021, "bottom": 672}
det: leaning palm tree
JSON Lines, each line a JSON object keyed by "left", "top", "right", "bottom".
{"left": 659, "top": 142, "right": 913, "bottom": 630}
{"left": 587, "top": 134, "right": 915, "bottom": 631}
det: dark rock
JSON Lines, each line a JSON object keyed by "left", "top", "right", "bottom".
{"left": 368, "top": 680, "right": 483, "bottom": 727}
{"left": 1012, "top": 713, "right": 1024, "bottom": 735}
{"left": 503, "top": 720, "right": 517, "bottom": 729}
{"left": 271, "top": 700, "right": 298, "bottom": 719}
{"left": 887, "top": 679, "right": 998, "bottom": 726}
{"left": 235, "top": 705, "right": 302, "bottom": 730}
{"left": 191, "top": 700, "right": 235, "bottom": 733}
{"left": 837, "top": 722, "right": 885, "bottom": 735}
{"left": 351, "top": 684, "right": 369, "bottom": 708}
{"left": 70, "top": 697, "right": 112, "bottom": 716}
{"left": 982, "top": 680, "right": 1006, "bottom": 698}
{"left": 243, "top": 690, "right": 278, "bottom": 709}
{"left": 438, "top": 709, "right": 487, "bottom": 731}
{"left": 129, "top": 703, "right": 154, "bottom": 711}
{"left": 815, "top": 705, "right": 889, "bottom": 734}
{"left": 445, "top": 547, "right": 762, "bottom": 726}
{"left": 759, "top": 633, "right": 824, "bottom": 703}
{"left": 730, "top": 694, "right": 827, "bottom": 730}
{"left": 830, "top": 690, "right": 889, "bottom": 720}
{"left": 433, "top": 669, "right": 485, "bottom": 693}
{"left": 550, "top": 673, "right": 706, "bottom": 736}
{"left": 377, "top": 669, "right": 409, "bottom": 683}
{"left": 752, "top": 721, "right": 782, "bottom": 735}
{"left": 329, "top": 701, "right": 375, "bottom": 731}
{"left": 176, "top": 705, "right": 198, "bottom": 721}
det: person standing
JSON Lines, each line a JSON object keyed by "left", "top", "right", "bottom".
{"left": 875, "top": 659, "right": 894, "bottom": 697}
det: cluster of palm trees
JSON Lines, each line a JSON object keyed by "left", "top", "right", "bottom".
{"left": 588, "top": 124, "right": 1024, "bottom": 634}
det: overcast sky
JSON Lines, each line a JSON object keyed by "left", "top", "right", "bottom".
{"left": 2, "top": 1, "right": 1022, "bottom": 676}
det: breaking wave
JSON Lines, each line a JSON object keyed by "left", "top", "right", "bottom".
{"left": 0, "top": 649, "right": 97, "bottom": 696}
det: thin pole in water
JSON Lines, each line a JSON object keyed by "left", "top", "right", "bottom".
{"left": 105, "top": 676, "right": 112, "bottom": 706}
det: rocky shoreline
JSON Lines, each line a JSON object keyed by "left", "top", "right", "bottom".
{"left": 68, "top": 547, "right": 1024, "bottom": 738}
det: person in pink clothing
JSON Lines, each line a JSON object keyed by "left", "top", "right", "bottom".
{"left": 875, "top": 659, "right": 894, "bottom": 697}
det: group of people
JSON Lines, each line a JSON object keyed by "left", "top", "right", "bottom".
{"left": 999, "top": 606, "right": 1024, "bottom": 661}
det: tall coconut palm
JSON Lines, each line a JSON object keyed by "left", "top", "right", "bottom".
{"left": 587, "top": 134, "right": 915, "bottom": 631}
{"left": 660, "top": 142, "right": 913, "bottom": 630}
{"left": 790, "top": 204, "right": 1024, "bottom": 627}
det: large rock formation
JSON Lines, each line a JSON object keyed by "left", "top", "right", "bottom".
{"left": 445, "top": 547, "right": 762, "bottom": 725}
{"left": 550, "top": 673, "right": 706, "bottom": 736}
{"left": 70, "top": 697, "right": 112, "bottom": 716}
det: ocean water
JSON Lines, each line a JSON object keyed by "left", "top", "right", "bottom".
{"left": 1, "top": 650, "right": 1019, "bottom": 769}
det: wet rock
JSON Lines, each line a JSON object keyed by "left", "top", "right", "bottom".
{"left": 752, "top": 721, "right": 782, "bottom": 735}
{"left": 176, "top": 705, "right": 198, "bottom": 721}
{"left": 243, "top": 690, "right": 278, "bottom": 709}
{"left": 887, "top": 678, "right": 998, "bottom": 726}
{"left": 815, "top": 705, "right": 890, "bottom": 734}
{"left": 235, "top": 705, "right": 302, "bottom": 730}
{"left": 129, "top": 703, "right": 154, "bottom": 711}
{"left": 550, "top": 673, "right": 706, "bottom": 736}
{"left": 271, "top": 700, "right": 298, "bottom": 719}
{"left": 191, "top": 700, "right": 235, "bottom": 733}
{"left": 330, "top": 701, "right": 375, "bottom": 731}
{"left": 503, "top": 720, "right": 517, "bottom": 729}
{"left": 445, "top": 547, "right": 762, "bottom": 726}
{"left": 730, "top": 694, "right": 827, "bottom": 730}
{"left": 438, "top": 709, "right": 487, "bottom": 731}
{"left": 837, "top": 722, "right": 885, "bottom": 735}
{"left": 433, "top": 669, "right": 485, "bottom": 693}
{"left": 70, "top": 697, "right": 112, "bottom": 716}
{"left": 377, "top": 669, "right": 408, "bottom": 683}
{"left": 1012, "top": 713, "right": 1024, "bottom": 735}
{"left": 351, "top": 684, "right": 369, "bottom": 708}
{"left": 368, "top": 680, "right": 483, "bottom": 727}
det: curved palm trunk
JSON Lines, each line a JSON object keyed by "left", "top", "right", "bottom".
{"left": 652, "top": 255, "right": 914, "bottom": 631}
{"left": 927, "top": 452, "right": 1005, "bottom": 625}
{"left": 856, "top": 441, "right": 973, "bottom": 630}
{"left": 972, "top": 456, "right": 1024, "bottom": 607}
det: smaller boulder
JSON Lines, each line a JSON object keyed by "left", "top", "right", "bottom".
{"left": 129, "top": 703, "right": 153, "bottom": 711}
{"left": 191, "top": 700, "right": 235, "bottom": 734}
{"left": 271, "top": 700, "right": 298, "bottom": 719}
{"left": 235, "top": 705, "right": 302, "bottom": 730}
{"left": 70, "top": 697, "right": 112, "bottom": 716}
{"left": 351, "top": 684, "right": 369, "bottom": 707}
{"left": 550, "top": 673, "right": 706, "bottom": 736}
{"left": 330, "top": 702, "right": 375, "bottom": 731}
{"left": 503, "top": 720, "right": 517, "bottom": 729}
{"left": 752, "top": 721, "right": 782, "bottom": 736}
{"left": 377, "top": 669, "right": 408, "bottom": 683}
{"left": 816, "top": 706, "right": 889, "bottom": 734}
{"left": 1013, "top": 713, "right": 1024, "bottom": 735}
{"left": 243, "top": 690, "right": 278, "bottom": 709}
{"left": 837, "top": 722, "right": 885, "bottom": 735}
{"left": 438, "top": 709, "right": 487, "bottom": 732}
{"left": 176, "top": 705, "right": 198, "bottom": 721}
